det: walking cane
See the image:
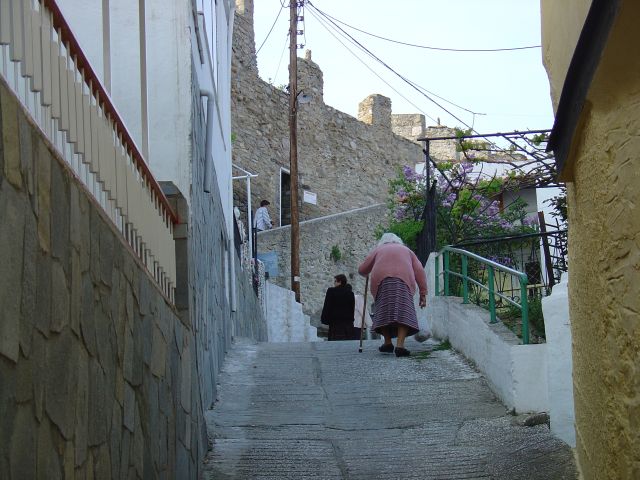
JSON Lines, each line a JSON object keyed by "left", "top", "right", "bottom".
{"left": 359, "top": 275, "right": 369, "bottom": 353}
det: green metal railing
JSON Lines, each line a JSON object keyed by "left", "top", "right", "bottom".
{"left": 435, "top": 246, "right": 530, "bottom": 344}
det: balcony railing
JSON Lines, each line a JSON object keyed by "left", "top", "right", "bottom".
{"left": 0, "top": 0, "right": 177, "bottom": 301}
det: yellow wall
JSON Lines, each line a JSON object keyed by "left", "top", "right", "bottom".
{"left": 542, "top": 1, "right": 640, "bottom": 478}
{"left": 540, "top": 0, "right": 592, "bottom": 110}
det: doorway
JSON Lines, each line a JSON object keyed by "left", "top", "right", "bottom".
{"left": 280, "top": 168, "right": 291, "bottom": 226}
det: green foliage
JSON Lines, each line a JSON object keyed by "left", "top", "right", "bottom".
{"left": 531, "top": 133, "right": 549, "bottom": 146}
{"left": 231, "top": 132, "right": 237, "bottom": 143}
{"left": 382, "top": 164, "right": 538, "bottom": 254}
{"left": 329, "top": 245, "right": 342, "bottom": 262}
{"left": 387, "top": 166, "right": 426, "bottom": 221}
{"left": 545, "top": 186, "right": 567, "bottom": 223}
{"left": 501, "top": 294, "right": 545, "bottom": 340}
{"left": 433, "top": 339, "right": 452, "bottom": 351}
{"left": 527, "top": 295, "right": 545, "bottom": 337}
{"left": 476, "top": 178, "right": 504, "bottom": 196}
{"left": 412, "top": 339, "right": 452, "bottom": 361}
{"left": 454, "top": 128, "right": 488, "bottom": 153}
{"left": 383, "top": 219, "right": 424, "bottom": 251}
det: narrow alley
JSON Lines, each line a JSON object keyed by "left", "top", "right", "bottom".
{"left": 203, "top": 339, "right": 576, "bottom": 479}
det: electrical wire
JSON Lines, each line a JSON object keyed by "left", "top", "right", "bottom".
{"left": 307, "top": 8, "right": 439, "bottom": 124}
{"left": 306, "top": 2, "right": 538, "bottom": 164}
{"left": 256, "top": 0, "right": 287, "bottom": 54}
{"left": 272, "top": 32, "right": 290, "bottom": 82}
{"left": 310, "top": 3, "right": 541, "bottom": 53}
{"left": 307, "top": 2, "right": 473, "bottom": 128}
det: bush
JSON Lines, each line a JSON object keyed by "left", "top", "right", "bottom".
{"left": 330, "top": 245, "right": 342, "bottom": 262}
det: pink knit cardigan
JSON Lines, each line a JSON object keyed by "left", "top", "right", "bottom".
{"left": 358, "top": 243, "right": 427, "bottom": 298}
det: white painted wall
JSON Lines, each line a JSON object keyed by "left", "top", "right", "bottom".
{"left": 55, "top": 0, "right": 235, "bottom": 224}
{"left": 193, "top": 1, "right": 235, "bottom": 238}
{"left": 426, "top": 252, "right": 575, "bottom": 444}
{"left": 424, "top": 253, "right": 549, "bottom": 414}
{"left": 265, "top": 282, "right": 319, "bottom": 342}
{"left": 56, "top": 0, "right": 105, "bottom": 81}
{"left": 541, "top": 273, "right": 575, "bottom": 447}
{"left": 146, "top": 0, "right": 193, "bottom": 202}
{"left": 109, "top": 0, "right": 147, "bottom": 156}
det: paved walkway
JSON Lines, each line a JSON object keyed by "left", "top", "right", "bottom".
{"left": 203, "top": 338, "right": 576, "bottom": 479}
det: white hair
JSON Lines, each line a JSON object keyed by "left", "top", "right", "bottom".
{"left": 377, "top": 233, "right": 404, "bottom": 247}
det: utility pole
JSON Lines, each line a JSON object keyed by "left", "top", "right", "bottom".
{"left": 289, "top": 0, "right": 301, "bottom": 302}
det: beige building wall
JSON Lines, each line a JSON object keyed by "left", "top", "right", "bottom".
{"left": 540, "top": 0, "right": 592, "bottom": 109}
{"left": 541, "top": 1, "right": 640, "bottom": 478}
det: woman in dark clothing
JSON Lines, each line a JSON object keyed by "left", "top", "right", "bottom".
{"left": 321, "top": 274, "right": 356, "bottom": 341}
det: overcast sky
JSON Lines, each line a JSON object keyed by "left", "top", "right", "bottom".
{"left": 252, "top": 0, "right": 554, "bottom": 136}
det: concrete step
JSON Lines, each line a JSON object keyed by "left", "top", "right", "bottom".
{"left": 203, "top": 339, "right": 577, "bottom": 479}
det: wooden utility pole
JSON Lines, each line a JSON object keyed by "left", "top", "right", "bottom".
{"left": 289, "top": 0, "right": 301, "bottom": 301}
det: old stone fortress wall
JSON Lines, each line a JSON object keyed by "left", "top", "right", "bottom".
{"left": 231, "top": 0, "right": 457, "bottom": 324}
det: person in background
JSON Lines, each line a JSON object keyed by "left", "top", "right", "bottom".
{"left": 353, "top": 293, "right": 372, "bottom": 341}
{"left": 321, "top": 274, "right": 356, "bottom": 341}
{"left": 358, "top": 233, "right": 427, "bottom": 357}
{"left": 254, "top": 199, "right": 272, "bottom": 231}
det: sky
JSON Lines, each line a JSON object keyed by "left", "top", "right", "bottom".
{"left": 252, "top": 0, "right": 560, "bottom": 212}
{"left": 252, "top": 0, "right": 554, "bottom": 136}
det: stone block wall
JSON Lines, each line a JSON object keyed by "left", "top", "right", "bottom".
{"left": 256, "top": 204, "right": 387, "bottom": 325}
{"left": 0, "top": 65, "right": 265, "bottom": 479}
{"left": 423, "top": 125, "right": 459, "bottom": 162}
{"left": 391, "top": 113, "right": 426, "bottom": 143}
{"left": 231, "top": 0, "right": 423, "bottom": 226}
{"left": 357, "top": 94, "right": 392, "bottom": 129}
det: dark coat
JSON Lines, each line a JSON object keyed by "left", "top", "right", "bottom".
{"left": 321, "top": 284, "right": 356, "bottom": 341}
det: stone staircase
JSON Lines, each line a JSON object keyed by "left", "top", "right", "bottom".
{"left": 264, "top": 282, "right": 320, "bottom": 342}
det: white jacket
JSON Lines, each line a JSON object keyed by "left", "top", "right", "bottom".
{"left": 254, "top": 206, "right": 272, "bottom": 231}
{"left": 353, "top": 294, "right": 372, "bottom": 328}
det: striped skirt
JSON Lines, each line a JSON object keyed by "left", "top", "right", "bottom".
{"left": 372, "top": 277, "right": 419, "bottom": 338}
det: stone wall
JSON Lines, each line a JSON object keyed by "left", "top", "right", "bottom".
{"left": 231, "top": 0, "right": 423, "bottom": 225}
{"left": 0, "top": 67, "right": 265, "bottom": 479}
{"left": 256, "top": 204, "right": 387, "bottom": 325}
{"left": 391, "top": 113, "right": 426, "bottom": 144}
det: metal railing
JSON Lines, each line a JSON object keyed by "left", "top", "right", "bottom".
{"left": 435, "top": 246, "right": 530, "bottom": 344}
{"left": 0, "top": 0, "right": 177, "bottom": 301}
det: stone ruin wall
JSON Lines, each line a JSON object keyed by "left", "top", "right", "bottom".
{"left": 231, "top": 0, "right": 425, "bottom": 225}
{"left": 231, "top": 0, "right": 463, "bottom": 320}
{"left": 256, "top": 205, "right": 387, "bottom": 327}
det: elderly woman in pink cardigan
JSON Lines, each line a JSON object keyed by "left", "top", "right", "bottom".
{"left": 358, "top": 233, "right": 427, "bottom": 357}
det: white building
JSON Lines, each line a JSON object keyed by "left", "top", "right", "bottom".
{"left": 57, "top": 0, "right": 235, "bottom": 235}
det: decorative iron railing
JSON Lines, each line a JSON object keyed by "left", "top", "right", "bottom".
{"left": 435, "top": 246, "right": 532, "bottom": 344}
{"left": 0, "top": 0, "right": 177, "bottom": 301}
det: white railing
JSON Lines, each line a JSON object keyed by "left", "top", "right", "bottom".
{"left": 0, "top": 0, "right": 177, "bottom": 301}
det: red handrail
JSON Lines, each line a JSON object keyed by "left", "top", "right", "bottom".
{"left": 41, "top": 0, "right": 179, "bottom": 225}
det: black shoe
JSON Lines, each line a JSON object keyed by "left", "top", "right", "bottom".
{"left": 395, "top": 347, "right": 410, "bottom": 357}
{"left": 378, "top": 343, "right": 394, "bottom": 353}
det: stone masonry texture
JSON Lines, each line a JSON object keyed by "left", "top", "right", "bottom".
{"left": 231, "top": 0, "right": 429, "bottom": 320}
{"left": 0, "top": 68, "right": 266, "bottom": 478}
{"left": 203, "top": 338, "right": 577, "bottom": 479}
{"left": 231, "top": 0, "right": 424, "bottom": 224}
{"left": 257, "top": 204, "right": 386, "bottom": 327}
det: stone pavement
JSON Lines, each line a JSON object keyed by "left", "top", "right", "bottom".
{"left": 203, "top": 338, "right": 576, "bottom": 479}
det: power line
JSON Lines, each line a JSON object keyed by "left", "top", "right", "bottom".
{"left": 307, "top": 8, "right": 439, "bottom": 124}
{"left": 272, "top": 32, "right": 290, "bottom": 82}
{"left": 256, "top": 0, "right": 287, "bottom": 54}
{"left": 306, "top": 2, "right": 540, "bottom": 164}
{"left": 311, "top": 5, "right": 541, "bottom": 53}
{"left": 307, "top": 2, "right": 473, "bottom": 128}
